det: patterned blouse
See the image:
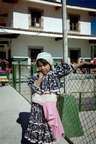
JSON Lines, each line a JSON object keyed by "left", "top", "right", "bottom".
{"left": 28, "top": 63, "right": 73, "bottom": 94}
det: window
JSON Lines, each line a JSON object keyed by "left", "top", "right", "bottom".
{"left": 91, "top": 45, "right": 96, "bottom": 58}
{"left": 29, "top": 9, "right": 43, "bottom": 28}
{"left": 69, "top": 49, "right": 81, "bottom": 63}
{"left": 0, "top": 45, "right": 6, "bottom": 59}
{"left": 69, "top": 15, "right": 80, "bottom": 31}
{"left": 28, "top": 48, "right": 43, "bottom": 62}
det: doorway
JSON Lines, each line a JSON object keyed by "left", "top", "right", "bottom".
{"left": 28, "top": 47, "right": 43, "bottom": 62}
{"left": 0, "top": 45, "right": 6, "bottom": 59}
{"left": 69, "top": 49, "right": 81, "bottom": 63}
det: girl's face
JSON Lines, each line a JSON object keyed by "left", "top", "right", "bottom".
{"left": 37, "top": 61, "right": 51, "bottom": 75}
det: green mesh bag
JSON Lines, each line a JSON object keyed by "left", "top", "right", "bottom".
{"left": 57, "top": 95, "right": 84, "bottom": 137}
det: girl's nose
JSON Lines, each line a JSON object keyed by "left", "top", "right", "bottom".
{"left": 41, "top": 65, "right": 45, "bottom": 69}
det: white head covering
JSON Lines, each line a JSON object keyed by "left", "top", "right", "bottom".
{"left": 36, "top": 52, "right": 54, "bottom": 68}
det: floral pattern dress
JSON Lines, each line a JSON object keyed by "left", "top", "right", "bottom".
{"left": 24, "top": 63, "right": 73, "bottom": 144}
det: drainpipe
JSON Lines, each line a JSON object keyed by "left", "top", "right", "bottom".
{"left": 62, "top": 0, "right": 68, "bottom": 63}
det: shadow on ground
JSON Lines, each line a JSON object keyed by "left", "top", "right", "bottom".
{"left": 17, "top": 112, "right": 31, "bottom": 144}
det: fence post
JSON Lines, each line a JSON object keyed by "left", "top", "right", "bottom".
{"left": 79, "top": 92, "right": 82, "bottom": 111}
{"left": 18, "top": 61, "right": 21, "bottom": 93}
{"left": 93, "top": 75, "right": 96, "bottom": 110}
{"left": 12, "top": 64, "right": 16, "bottom": 89}
{"left": 31, "top": 64, "right": 36, "bottom": 75}
{"left": 31, "top": 64, "right": 33, "bottom": 76}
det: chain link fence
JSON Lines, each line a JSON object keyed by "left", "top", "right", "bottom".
{"left": 60, "top": 73, "right": 96, "bottom": 144}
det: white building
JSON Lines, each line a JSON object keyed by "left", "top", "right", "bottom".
{"left": 0, "top": 0, "right": 96, "bottom": 64}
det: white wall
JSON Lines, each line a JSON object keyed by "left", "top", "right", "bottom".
{"left": 12, "top": 11, "right": 91, "bottom": 35}
{"left": 68, "top": 39, "right": 91, "bottom": 57}
{"left": 12, "top": 2, "right": 62, "bottom": 32}
{"left": 11, "top": 35, "right": 62, "bottom": 57}
{"left": 11, "top": 35, "right": 91, "bottom": 59}
{"left": 13, "top": 12, "right": 29, "bottom": 29}
{"left": 80, "top": 21, "right": 91, "bottom": 35}
{"left": 43, "top": 17, "right": 62, "bottom": 33}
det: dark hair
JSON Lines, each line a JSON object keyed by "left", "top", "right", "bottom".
{"left": 36, "top": 58, "right": 52, "bottom": 69}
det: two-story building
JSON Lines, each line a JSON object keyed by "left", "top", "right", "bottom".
{"left": 0, "top": 0, "right": 96, "bottom": 64}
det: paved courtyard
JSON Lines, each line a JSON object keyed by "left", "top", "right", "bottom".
{"left": 0, "top": 85, "right": 30, "bottom": 144}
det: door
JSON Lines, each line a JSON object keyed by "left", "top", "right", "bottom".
{"left": 0, "top": 45, "right": 6, "bottom": 59}
{"left": 70, "top": 49, "right": 81, "bottom": 63}
{"left": 28, "top": 48, "right": 43, "bottom": 62}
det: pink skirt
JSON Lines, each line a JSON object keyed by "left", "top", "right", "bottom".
{"left": 43, "top": 102, "right": 64, "bottom": 140}
{"left": 32, "top": 93, "right": 64, "bottom": 141}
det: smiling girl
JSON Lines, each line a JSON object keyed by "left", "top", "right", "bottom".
{"left": 24, "top": 52, "right": 87, "bottom": 144}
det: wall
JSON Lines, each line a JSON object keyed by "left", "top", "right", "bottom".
{"left": 0, "top": 1, "right": 93, "bottom": 35}
{"left": 80, "top": 21, "right": 91, "bottom": 35}
{"left": 12, "top": 6, "right": 92, "bottom": 35}
{"left": 11, "top": 35, "right": 62, "bottom": 58}
{"left": 79, "top": 11, "right": 91, "bottom": 35}
{"left": 12, "top": 1, "right": 62, "bottom": 32}
{"left": 11, "top": 35, "right": 91, "bottom": 60}
{"left": 13, "top": 12, "right": 29, "bottom": 29}
{"left": 43, "top": 17, "right": 62, "bottom": 33}
{"left": 68, "top": 39, "right": 91, "bottom": 57}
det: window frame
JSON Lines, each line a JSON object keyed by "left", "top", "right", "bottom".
{"left": 68, "top": 14, "right": 80, "bottom": 32}
{"left": 28, "top": 47, "right": 43, "bottom": 62}
{"left": 28, "top": 8, "right": 43, "bottom": 29}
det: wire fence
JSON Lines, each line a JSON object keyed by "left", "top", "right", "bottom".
{"left": 8, "top": 64, "right": 96, "bottom": 144}
{"left": 59, "top": 73, "right": 96, "bottom": 144}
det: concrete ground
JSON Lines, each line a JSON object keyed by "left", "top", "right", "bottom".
{"left": 0, "top": 85, "right": 30, "bottom": 144}
{"left": 0, "top": 85, "right": 69, "bottom": 144}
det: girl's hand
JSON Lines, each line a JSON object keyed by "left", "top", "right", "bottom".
{"left": 73, "top": 61, "right": 91, "bottom": 69}
{"left": 38, "top": 72, "right": 43, "bottom": 80}
{"left": 34, "top": 72, "right": 43, "bottom": 87}
{"left": 81, "top": 61, "right": 91, "bottom": 65}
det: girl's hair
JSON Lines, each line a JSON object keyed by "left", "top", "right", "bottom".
{"left": 36, "top": 58, "right": 52, "bottom": 70}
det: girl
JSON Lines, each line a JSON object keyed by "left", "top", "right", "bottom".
{"left": 24, "top": 52, "right": 87, "bottom": 144}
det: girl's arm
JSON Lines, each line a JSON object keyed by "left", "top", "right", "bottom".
{"left": 28, "top": 74, "right": 41, "bottom": 94}
{"left": 54, "top": 63, "right": 73, "bottom": 78}
{"left": 54, "top": 61, "right": 91, "bottom": 78}
{"left": 72, "top": 61, "right": 91, "bottom": 70}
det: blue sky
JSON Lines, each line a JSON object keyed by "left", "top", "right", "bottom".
{"left": 67, "top": 0, "right": 96, "bottom": 9}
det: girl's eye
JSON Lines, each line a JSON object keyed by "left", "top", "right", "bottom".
{"left": 38, "top": 64, "right": 43, "bottom": 67}
{"left": 38, "top": 66, "right": 43, "bottom": 69}
{"left": 43, "top": 64, "right": 47, "bottom": 66}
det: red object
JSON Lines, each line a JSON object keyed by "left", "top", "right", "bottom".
{"left": 91, "top": 58, "right": 96, "bottom": 64}
{"left": 0, "top": 70, "right": 6, "bottom": 73}
{"left": 0, "top": 78, "right": 9, "bottom": 82}
{"left": 0, "top": 69, "right": 11, "bottom": 74}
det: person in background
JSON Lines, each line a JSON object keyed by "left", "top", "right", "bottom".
{"left": 24, "top": 52, "right": 88, "bottom": 144}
